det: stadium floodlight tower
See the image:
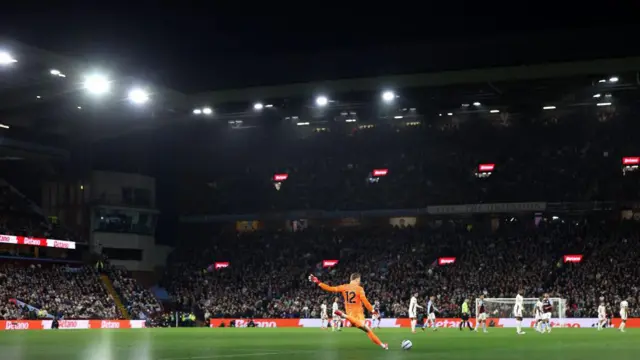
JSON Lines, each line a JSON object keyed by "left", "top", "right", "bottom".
{"left": 128, "top": 88, "right": 150, "bottom": 105}
{"left": 84, "top": 74, "right": 111, "bottom": 95}
{"left": 478, "top": 297, "right": 567, "bottom": 326}
{"left": 0, "top": 51, "right": 18, "bottom": 65}
{"left": 253, "top": 102, "right": 264, "bottom": 110}
{"left": 315, "top": 95, "right": 328, "bottom": 107}
{"left": 381, "top": 90, "right": 395, "bottom": 103}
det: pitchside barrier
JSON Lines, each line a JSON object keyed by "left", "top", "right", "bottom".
{"left": 1, "top": 320, "right": 146, "bottom": 331}
{"left": 209, "top": 318, "right": 640, "bottom": 329}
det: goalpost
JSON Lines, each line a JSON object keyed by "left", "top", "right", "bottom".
{"left": 478, "top": 298, "right": 566, "bottom": 322}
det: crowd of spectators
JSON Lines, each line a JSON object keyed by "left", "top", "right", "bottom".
{"left": 164, "top": 218, "right": 639, "bottom": 321}
{"left": 179, "top": 102, "right": 640, "bottom": 215}
{"left": 109, "top": 267, "right": 162, "bottom": 320}
{"left": 0, "top": 262, "right": 121, "bottom": 319}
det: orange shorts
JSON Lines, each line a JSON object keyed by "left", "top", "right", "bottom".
{"left": 347, "top": 312, "right": 365, "bottom": 328}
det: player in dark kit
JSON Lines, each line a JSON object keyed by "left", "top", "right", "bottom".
{"left": 460, "top": 299, "right": 473, "bottom": 331}
{"left": 541, "top": 293, "right": 553, "bottom": 333}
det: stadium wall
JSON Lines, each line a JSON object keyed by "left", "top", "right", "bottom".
{"left": 209, "top": 318, "right": 640, "bottom": 329}
{"left": 1, "top": 320, "right": 145, "bottom": 331}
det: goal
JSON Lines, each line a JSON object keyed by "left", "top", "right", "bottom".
{"left": 477, "top": 298, "right": 566, "bottom": 320}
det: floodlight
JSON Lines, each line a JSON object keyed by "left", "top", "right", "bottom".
{"left": 193, "top": 109, "right": 202, "bottom": 115}
{"left": 128, "top": 88, "right": 150, "bottom": 104}
{"left": 202, "top": 107, "right": 213, "bottom": 115}
{"left": 0, "top": 52, "right": 17, "bottom": 65}
{"left": 0, "top": 124, "right": 9, "bottom": 129}
{"left": 473, "top": 102, "right": 481, "bottom": 106}
{"left": 489, "top": 109, "right": 500, "bottom": 113}
{"left": 50, "top": 69, "right": 66, "bottom": 77}
{"left": 254, "top": 102, "right": 264, "bottom": 110}
{"left": 382, "top": 91, "right": 395, "bottom": 102}
{"left": 543, "top": 106, "right": 556, "bottom": 110}
{"left": 609, "top": 76, "right": 619, "bottom": 83}
{"left": 84, "top": 74, "right": 111, "bottom": 95}
{"left": 593, "top": 93, "right": 601, "bottom": 98}
{"left": 316, "top": 96, "right": 328, "bottom": 106}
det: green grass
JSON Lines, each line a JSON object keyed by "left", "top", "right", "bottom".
{"left": 0, "top": 328, "right": 637, "bottom": 360}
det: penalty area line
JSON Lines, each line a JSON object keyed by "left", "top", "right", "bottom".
{"left": 159, "top": 350, "right": 312, "bottom": 360}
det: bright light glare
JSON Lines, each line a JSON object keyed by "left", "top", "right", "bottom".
{"left": 394, "top": 115, "right": 403, "bottom": 119}
{"left": 128, "top": 88, "right": 150, "bottom": 104}
{"left": 489, "top": 109, "right": 500, "bottom": 113}
{"left": 473, "top": 102, "right": 481, "bottom": 106}
{"left": 596, "top": 102, "right": 612, "bottom": 107}
{"left": 598, "top": 79, "right": 606, "bottom": 83}
{"left": 254, "top": 102, "right": 264, "bottom": 110}
{"left": 447, "top": 113, "right": 453, "bottom": 116}
{"left": 202, "top": 107, "right": 213, "bottom": 115}
{"left": 296, "top": 122, "right": 310, "bottom": 126}
{"left": 50, "top": 69, "right": 61, "bottom": 75}
{"left": 0, "top": 52, "right": 17, "bottom": 65}
{"left": 316, "top": 96, "right": 328, "bottom": 106}
{"left": 382, "top": 91, "right": 395, "bottom": 102}
{"left": 543, "top": 106, "right": 556, "bottom": 110}
{"left": 193, "top": 109, "right": 202, "bottom": 115}
{"left": 593, "top": 93, "right": 601, "bottom": 98}
{"left": 609, "top": 76, "right": 619, "bottom": 83}
{"left": 84, "top": 74, "right": 111, "bottom": 95}
{"left": 0, "top": 124, "right": 9, "bottom": 129}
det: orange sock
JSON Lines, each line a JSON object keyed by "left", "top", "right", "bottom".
{"left": 366, "top": 330, "right": 383, "bottom": 346}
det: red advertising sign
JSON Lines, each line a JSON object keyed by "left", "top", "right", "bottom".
{"left": 563, "top": 255, "right": 583, "bottom": 263}
{"left": 478, "top": 163, "right": 495, "bottom": 172}
{"left": 273, "top": 174, "right": 289, "bottom": 181}
{"left": 372, "top": 169, "right": 388, "bottom": 177}
{"left": 438, "top": 257, "right": 456, "bottom": 265}
{"left": 322, "top": 260, "right": 339, "bottom": 268}
{"left": 214, "top": 262, "right": 230, "bottom": 269}
{"left": 0, "top": 234, "right": 75, "bottom": 249}
{"left": 623, "top": 157, "right": 640, "bottom": 165}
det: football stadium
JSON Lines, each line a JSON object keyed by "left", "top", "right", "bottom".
{"left": 1, "top": 27, "right": 640, "bottom": 360}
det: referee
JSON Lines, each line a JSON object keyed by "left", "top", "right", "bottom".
{"left": 459, "top": 298, "right": 473, "bottom": 331}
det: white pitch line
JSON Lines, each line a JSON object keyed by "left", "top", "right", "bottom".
{"left": 159, "top": 350, "right": 310, "bottom": 360}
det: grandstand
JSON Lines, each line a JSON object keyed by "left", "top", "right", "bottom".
{"left": 0, "top": 34, "right": 639, "bottom": 360}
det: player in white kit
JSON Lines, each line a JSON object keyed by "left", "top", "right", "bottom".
{"left": 409, "top": 293, "right": 424, "bottom": 333}
{"left": 372, "top": 300, "right": 381, "bottom": 329}
{"left": 320, "top": 302, "right": 329, "bottom": 329}
{"left": 514, "top": 290, "right": 525, "bottom": 335}
{"left": 534, "top": 297, "right": 544, "bottom": 333}
{"left": 619, "top": 300, "right": 628, "bottom": 332}
{"left": 597, "top": 301, "right": 607, "bottom": 331}
{"left": 332, "top": 297, "right": 342, "bottom": 331}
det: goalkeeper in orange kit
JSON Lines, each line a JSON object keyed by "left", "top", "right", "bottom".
{"left": 309, "top": 272, "right": 388, "bottom": 350}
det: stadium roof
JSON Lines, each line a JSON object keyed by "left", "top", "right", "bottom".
{"left": 191, "top": 56, "right": 640, "bottom": 105}
{"left": 2, "top": 37, "right": 640, "bottom": 145}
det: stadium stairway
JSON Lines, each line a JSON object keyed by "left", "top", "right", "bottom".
{"left": 100, "top": 274, "right": 130, "bottom": 319}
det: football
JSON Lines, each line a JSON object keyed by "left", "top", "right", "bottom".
{"left": 401, "top": 340, "right": 413, "bottom": 350}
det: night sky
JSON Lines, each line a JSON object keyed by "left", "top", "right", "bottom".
{"left": 2, "top": 3, "right": 639, "bottom": 92}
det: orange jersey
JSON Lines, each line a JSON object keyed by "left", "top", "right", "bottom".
{"left": 319, "top": 282, "right": 373, "bottom": 319}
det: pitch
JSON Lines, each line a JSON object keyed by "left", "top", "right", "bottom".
{"left": 0, "top": 328, "right": 636, "bottom": 360}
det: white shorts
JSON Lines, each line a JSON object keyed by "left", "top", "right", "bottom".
{"left": 620, "top": 311, "right": 628, "bottom": 320}
{"left": 333, "top": 316, "right": 341, "bottom": 321}
{"left": 427, "top": 313, "right": 436, "bottom": 321}
{"left": 514, "top": 309, "right": 523, "bottom": 318}
{"left": 409, "top": 312, "right": 417, "bottom": 319}
{"left": 543, "top": 312, "right": 552, "bottom": 320}
{"left": 598, "top": 315, "right": 606, "bottom": 321}
{"left": 321, "top": 313, "right": 328, "bottom": 320}
{"left": 534, "top": 314, "right": 541, "bottom": 321}
{"left": 477, "top": 313, "right": 487, "bottom": 321}
{"left": 372, "top": 314, "right": 380, "bottom": 320}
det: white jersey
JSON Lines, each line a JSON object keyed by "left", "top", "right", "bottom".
{"left": 620, "top": 301, "right": 628, "bottom": 319}
{"left": 409, "top": 296, "right": 418, "bottom": 318}
{"left": 321, "top": 304, "right": 328, "bottom": 318}
{"left": 598, "top": 305, "right": 606, "bottom": 319}
{"left": 332, "top": 302, "right": 339, "bottom": 318}
{"left": 514, "top": 294, "right": 524, "bottom": 317}
{"left": 535, "top": 300, "right": 544, "bottom": 319}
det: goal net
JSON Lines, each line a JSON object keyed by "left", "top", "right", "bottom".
{"left": 477, "top": 298, "right": 566, "bottom": 320}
